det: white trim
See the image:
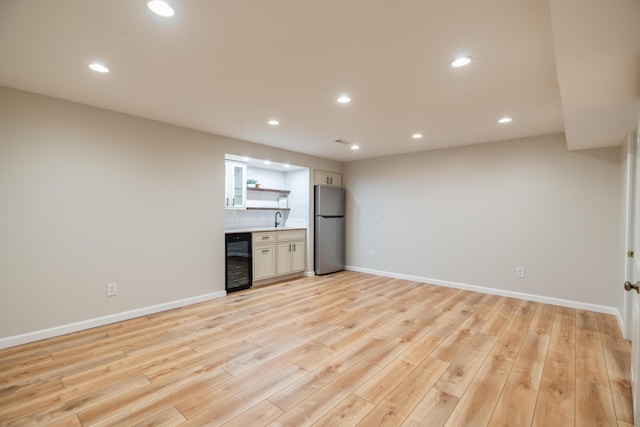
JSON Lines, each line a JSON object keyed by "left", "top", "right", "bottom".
{"left": 304, "top": 270, "right": 316, "bottom": 277}
{"left": 346, "top": 265, "right": 623, "bottom": 325}
{"left": 0, "top": 291, "right": 227, "bottom": 350}
{"left": 623, "top": 132, "right": 637, "bottom": 339}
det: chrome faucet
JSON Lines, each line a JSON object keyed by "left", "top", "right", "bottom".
{"left": 275, "top": 211, "right": 282, "bottom": 228}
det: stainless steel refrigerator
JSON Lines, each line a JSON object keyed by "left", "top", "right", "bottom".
{"left": 314, "top": 185, "right": 345, "bottom": 275}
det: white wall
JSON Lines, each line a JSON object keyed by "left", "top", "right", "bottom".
{"left": 1, "top": 84, "right": 626, "bottom": 344}
{"left": 0, "top": 86, "right": 340, "bottom": 342}
{"left": 344, "top": 133, "right": 624, "bottom": 314}
{"left": 285, "top": 169, "right": 312, "bottom": 271}
{"left": 247, "top": 167, "right": 286, "bottom": 189}
{"left": 284, "top": 169, "right": 310, "bottom": 230}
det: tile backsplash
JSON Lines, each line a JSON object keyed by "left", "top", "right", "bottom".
{"left": 225, "top": 209, "right": 290, "bottom": 229}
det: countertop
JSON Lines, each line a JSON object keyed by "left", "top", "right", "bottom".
{"left": 225, "top": 226, "right": 306, "bottom": 234}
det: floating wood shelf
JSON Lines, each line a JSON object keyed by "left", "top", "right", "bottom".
{"left": 247, "top": 187, "right": 291, "bottom": 195}
{"left": 246, "top": 207, "right": 291, "bottom": 211}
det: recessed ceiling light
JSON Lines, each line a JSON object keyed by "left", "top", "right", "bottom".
{"left": 147, "top": 0, "right": 175, "bottom": 17}
{"left": 88, "top": 63, "right": 110, "bottom": 73}
{"left": 264, "top": 160, "right": 271, "bottom": 165}
{"left": 268, "top": 119, "right": 279, "bottom": 126}
{"left": 350, "top": 144, "right": 360, "bottom": 150}
{"left": 450, "top": 56, "right": 472, "bottom": 68}
{"left": 498, "top": 117, "right": 512, "bottom": 124}
{"left": 337, "top": 95, "right": 351, "bottom": 104}
{"left": 412, "top": 133, "right": 423, "bottom": 139}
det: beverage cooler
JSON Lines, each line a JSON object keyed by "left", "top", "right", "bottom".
{"left": 225, "top": 233, "right": 252, "bottom": 293}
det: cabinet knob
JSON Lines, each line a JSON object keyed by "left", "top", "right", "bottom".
{"left": 624, "top": 281, "right": 640, "bottom": 293}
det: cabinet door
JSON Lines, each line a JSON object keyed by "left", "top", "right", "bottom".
{"left": 328, "top": 173, "right": 342, "bottom": 187}
{"left": 253, "top": 244, "right": 275, "bottom": 280}
{"left": 314, "top": 170, "right": 330, "bottom": 186}
{"left": 226, "top": 161, "right": 247, "bottom": 209}
{"left": 230, "top": 161, "right": 247, "bottom": 208}
{"left": 276, "top": 242, "right": 292, "bottom": 275}
{"left": 291, "top": 240, "right": 306, "bottom": 272}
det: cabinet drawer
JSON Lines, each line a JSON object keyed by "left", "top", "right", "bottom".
{"left": 253, "top": 232, "right": 277, "bottom": 244}
{"left": 277, "top": 229, "right": 305, "bottom": 242}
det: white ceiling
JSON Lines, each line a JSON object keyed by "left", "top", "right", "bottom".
{"left": 0, "top": 0, "right": 638, "bottom": 161}
{"left": 225, "top": 154, "right": 305, "bottom": 172}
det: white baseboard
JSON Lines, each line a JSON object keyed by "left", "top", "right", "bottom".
{"left": 346, "top": 265, "right": 624, "bottom": 329}
{"left": 3, "top": 268, "right": 626, "bottom": 350}
{"left": 0, "top": 291, "right": 227, "bottom": 350}
{"left": 304, "top": 270, "right": 316, "bottom": 277}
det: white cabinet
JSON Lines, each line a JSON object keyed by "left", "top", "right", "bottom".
{"left": 253, "top": 244, "right": 276, "bottom": 280}
{"left": 225, "top": 160, "right": 247, "bottom": 209}
{"left": 276, "top": 229, "right": 306, "bottom": 275}
{"left": 314, "top": 170, "right": 342, "bottom": 187}
{"left": 253, "top": 229, "right": 306, "bottom": 282}
{"left": 290, "top": 239, "right": 306, "bottom": 272}
{"left": 276, "top": 240, "right": 305, "bottom": 275}
{"left": 253, "top": 231, "right": 277, "bottom": 280}
{"left": 276, "top": 243, "right": 293, "bottom": 275}
{"left": 254, "top": 231, "right": 277, "bottom": 244}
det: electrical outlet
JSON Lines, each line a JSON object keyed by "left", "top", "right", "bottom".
{"left": 516, "top": 267, "right": 525, "bottom": 278}
{"left": 369, "top": 250, "right": 376, "bottom": 259}
{"left": 106, "top": 282, "right": 118, "bottom": 297}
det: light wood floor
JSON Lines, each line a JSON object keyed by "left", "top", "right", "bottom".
{"left": 0, "top": 271, "right": 633, "bottom": 426}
